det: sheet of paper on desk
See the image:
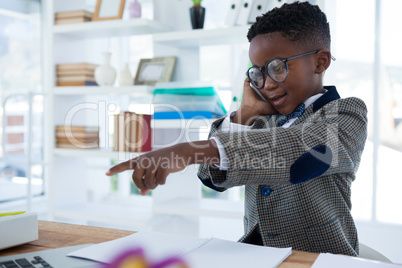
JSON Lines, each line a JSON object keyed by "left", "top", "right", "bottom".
{"left": 186, "top": 238, "right": 291, "bottom": 268}
{"left": 68, "top": 231, "right": 292, "bottom": 268}
{"left": 312, "top": 253, "right": 400, "bottom": 268}
{"left": 67, "top": 231, "right": 210, "bottom": 264}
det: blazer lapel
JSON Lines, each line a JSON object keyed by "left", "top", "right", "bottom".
{"left": 291, "top": 86, "right": 342, "bottom": 126}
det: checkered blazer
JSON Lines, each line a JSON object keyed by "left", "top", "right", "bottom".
{"left": 198, "top": 86, "right": 367, "bottom": 256}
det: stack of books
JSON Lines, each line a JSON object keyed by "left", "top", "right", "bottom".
{"left": 56, "top": 63, "right": 98, "bottom": 86}
{"left": 55, "top": 10, "right": 93, "bottom": 25}
{"left": 114, "top": 112, "right": 152, "bottom": 152}
{"left": 55, "top": 125, "right": 99, "bottom": 149}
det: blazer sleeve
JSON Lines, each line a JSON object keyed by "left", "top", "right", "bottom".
{"left": 198, "top": 116, "right": 229, "bottom": 192}
{"left": 198, "top": 97, "right": 367, "bottom": 189}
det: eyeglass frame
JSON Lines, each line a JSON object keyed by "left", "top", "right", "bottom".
{"left": 246, "top": 49, "right": 335, "bottom": 88}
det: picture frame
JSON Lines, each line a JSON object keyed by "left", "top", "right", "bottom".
{"left": 92, "top": 0, "right": 126, "bottom": 21}
{"left": 134, "top": 57, "right": 177, "bottom": 86}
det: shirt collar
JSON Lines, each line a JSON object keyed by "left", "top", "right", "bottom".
{"left": 312, "top": 86, "right": 341, "bottom": 112}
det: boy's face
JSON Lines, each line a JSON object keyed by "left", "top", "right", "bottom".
{"left": 249, "top": 33, "right": 324, "bottom": 115}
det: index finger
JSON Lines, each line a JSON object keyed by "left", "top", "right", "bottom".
{"left": 105, "top": 158, "right": 138, "bottom": 176}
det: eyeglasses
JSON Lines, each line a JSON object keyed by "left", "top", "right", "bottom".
{"left": 246, "top": 50, "right": 320, "bottom": 89}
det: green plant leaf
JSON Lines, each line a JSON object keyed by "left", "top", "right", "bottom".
{"left": 179, "top": 0, "right": 203, "bottom": 5}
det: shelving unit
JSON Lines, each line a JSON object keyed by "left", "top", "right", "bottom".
{"left": 53, "top": 148, "right": 138, "bottom": 159}
{"left": 53, "top": 19, "right": 171, "bottom": 39}
{"left": 53, "top": 202, "right": 153, "bottom": 228}
{"left": 152, "top": 26, "right": 249, "bottom": 47}
{"left": 44, "top": 1, "right": 249, "bottom": 229}
{"left": 53, "top": 85, "right": 154, "bottom": 96}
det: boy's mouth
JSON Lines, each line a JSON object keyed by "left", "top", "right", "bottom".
{"left": 268, "top": 94, "right": 287, "bottom": 107}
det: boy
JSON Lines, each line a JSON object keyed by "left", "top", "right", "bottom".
{"left": 106, "top": 1, "right": 367, "bottom": 256}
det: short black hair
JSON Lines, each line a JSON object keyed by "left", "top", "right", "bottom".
{"left": 247, "top": 1, "right": 331, "bottom": 51}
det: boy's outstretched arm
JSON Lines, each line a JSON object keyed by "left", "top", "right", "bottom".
{"left": 106, "top": 140, "right": 220, "bottom": 195}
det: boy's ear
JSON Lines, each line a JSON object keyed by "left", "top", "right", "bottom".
{"left": 315, "top": 49, "right": 331, "bottom": 74}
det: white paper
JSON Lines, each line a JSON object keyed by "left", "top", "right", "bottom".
{"left": 186, "top": 238, "right": 292, "bottom": 268}
{"left": 67, "top": 231, "right": 211, "bottom": 264}
{"left": 312, "top": 253, "right": 400, "bottom": 268}
{"left": 68, "top": 231, "right": 292, "bottom": 268}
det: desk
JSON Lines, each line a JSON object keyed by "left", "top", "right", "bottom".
{"left": 0, "top": 220, "right": 318, "bottom": 267}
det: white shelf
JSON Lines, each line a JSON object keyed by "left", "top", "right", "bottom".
{"left": 152, "top": 26, "right": 250, "bottom": 47}
{"left": 153, "top": 198, "right": 244, "bottom": 219}
{"left": 53, "top": 85, "right": 154, "bottom": 96}
{"left": 54, "top": 148, "right": 144, "bottom": 158}
{"left": 53, "top": 202, "right": 153, "bottom": 228}
{"left": 53, "top": 19, "right": 171, "bottom": 39}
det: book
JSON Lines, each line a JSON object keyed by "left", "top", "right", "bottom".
{"left": 153, "top": 111, "right": 217, "bottom": 120}
{"left": 140, "top": 114, "right": 152, "bottom": 152}
{"left": 56, "top": 132, "right": 99, "bottom": 139}
{"left": 124, "top": 111, "right": 131, "bottom": 152}
{"left": 55, "top": 10, "right": 93, "bottom": 19}
{"left": 56, "top": 63, "right": 98, "bottom": 71}
{"left": 136, "top": 114, "right": 143, "bottom": 152}
{"left": 56, "top": 136, "right": 99, "bottom": 143}
{"left": 128, "top": 112, "right": 138, "bottom": 152}
{"left": 55, "top": 17, "right": 91, "bottom": 25}
{"left": 57, "top": 75, "right": 96, "bottom": 82}
{"left": 113, "top": 114, "right": 119, "bottom": 151}
{"left": 56, "top": 125, "right": 100, "bottom": 133}
{"left": 57, "top": 69, "right": 95, "bottom": 76}
{"left": 56, "top": 81, "right": 98, "bottom": 87}
{"left": 116, "top": 112, "right": 126, "bottom": 152}
{"left": 112, "top": 112, "right": 152, "bottom": 152}
{"left": 56, "top": 142, "right": 99, "bottom": 149}
{"left": 124, "top": 111, "right": 140, "bottom": 152}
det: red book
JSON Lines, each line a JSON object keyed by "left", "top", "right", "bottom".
{"left": 140, "top": 114, "right": 152, "bottom": 152}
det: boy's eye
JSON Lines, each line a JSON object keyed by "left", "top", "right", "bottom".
{"left": 274, "top": 65, "right": 284, "bottom": 72}
{"left": 250, "top": 68, "right": 263, "bottom": 79}
{"left": 269, "top": 60, "right": 285, "bottom": 73}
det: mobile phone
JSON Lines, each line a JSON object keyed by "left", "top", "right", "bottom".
{"left": 250, "top": 83, "right": 270, "bottom": 104}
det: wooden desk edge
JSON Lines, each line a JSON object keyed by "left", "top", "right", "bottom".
{"left": 0, "top": 220, "right": 319, "bottom": 267}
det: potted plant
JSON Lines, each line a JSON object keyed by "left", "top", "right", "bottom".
{"left": 189, "top": 0, "right": 205, "bottom": 29}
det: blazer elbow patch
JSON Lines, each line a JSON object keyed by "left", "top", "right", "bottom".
{"left": 290, "top": 145, "right": 332, "bottom": 184}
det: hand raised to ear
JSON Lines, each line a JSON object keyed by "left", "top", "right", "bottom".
{"left": 231, "top": 78, "right": 278, "bottom": 126}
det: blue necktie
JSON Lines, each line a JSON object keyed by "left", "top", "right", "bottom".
{"left": 278, "top": 103, "right": 305, "bottom": 126}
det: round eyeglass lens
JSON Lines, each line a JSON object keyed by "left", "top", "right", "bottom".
{"left": 248, "top": 67, "right": 264, "bottom": 88}
{"left": 267, "top": 59, "right": 287, "bottom": 82}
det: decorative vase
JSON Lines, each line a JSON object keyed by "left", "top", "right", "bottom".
{"left": 189, "top": 6, "right": 205, "bottom": 29}
{"left": 95, "top": 52, "right": 116, "bottom": 86}
{"left": 129, "top": 0, "right": 142, "bottom": 19}
{"left": 118, "top": 63, "right": 133, "bottom": 86}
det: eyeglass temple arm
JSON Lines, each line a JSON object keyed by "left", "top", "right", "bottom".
{"left": 286, "top": 50, "right": 336, "bottom": 62}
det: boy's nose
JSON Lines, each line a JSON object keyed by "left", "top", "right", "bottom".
{"left": 263, "top": 75, "right": 278, "bottom": 91}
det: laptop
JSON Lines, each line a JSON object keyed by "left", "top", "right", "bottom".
{"left": 0, "top": 244, "right": 100, "bottom": 268}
